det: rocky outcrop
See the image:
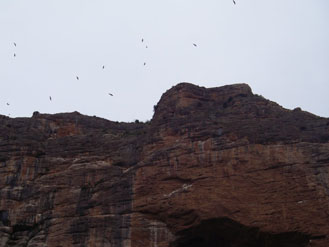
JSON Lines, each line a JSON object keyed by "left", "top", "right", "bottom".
{"left": 0, "top": 83, "right": 329, "bottom": 247}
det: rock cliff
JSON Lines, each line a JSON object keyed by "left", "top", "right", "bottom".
{"left": 0, "top": 83, "right": 329, "bottom": 247}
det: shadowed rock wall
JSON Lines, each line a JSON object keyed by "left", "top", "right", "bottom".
{"left": 0, "top": 83, "right": 329, "bottom": 247}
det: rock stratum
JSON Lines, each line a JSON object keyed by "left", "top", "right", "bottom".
{"left": 0, "top": 83, "right": 329, "bottom": 247}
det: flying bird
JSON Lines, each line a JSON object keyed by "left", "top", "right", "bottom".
{"left": 6, "top": 103, "right": 10, "bottom": 106}
{"left": 76, "top": 76, "right": 79, "bottom": 80}
{"left": 13, "top": 53, "right": 16, "bottom": 57}
{"left": 13, "top": 42, "right": 17, "bottom": 47}
{"left": 146, "top": 45, "right": 148, "bottom": 48}
{"left": 49, "top": 96, "right": 52, "bottom": 101}
{"left": 143, "top": 62, "right": 146, "bottom": 66}
{"left": 108, "top": 93, "right": 113, "bottom": 96}
{"left": 193, "top": 43, "right": 197, "bottom": 47}
{"left": 102, "top": 65, "right": 105, "bottom": 69}
{"left": 141, "top": 38, "right": 144, "bottom": 42}
{"left": 233, "top": 0, "right": 236, "bottom": 4}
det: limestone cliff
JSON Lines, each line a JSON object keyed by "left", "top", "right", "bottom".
{"left": 0, "top": 83, "right": 328, "bottom": 247}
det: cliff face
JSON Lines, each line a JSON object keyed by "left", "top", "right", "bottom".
{"left": 0, "top": 83, "right": 329, "bottom": 247}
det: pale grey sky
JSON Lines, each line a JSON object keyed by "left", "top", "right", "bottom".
{"left": 1, "top": 0, "right": 328, "bottom": 122}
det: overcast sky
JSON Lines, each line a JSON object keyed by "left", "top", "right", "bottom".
{"left": 1, "top": 0, "right": 328, "bottom": 122}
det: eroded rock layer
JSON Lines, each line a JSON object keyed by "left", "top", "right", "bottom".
{"left": 0, "top": 83, "right": 329, "bottom": 247}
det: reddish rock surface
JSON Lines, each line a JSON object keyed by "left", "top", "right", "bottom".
{"left": 0, "top": 83, "right": 329, "bottom": 247}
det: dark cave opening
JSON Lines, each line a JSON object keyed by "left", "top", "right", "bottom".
{"left": 171, "top": 218, "right": 312, "bottom": 247}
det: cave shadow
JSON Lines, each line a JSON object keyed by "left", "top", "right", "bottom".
{"left": 170, "top": 217, "right": 312, "bottom": 247}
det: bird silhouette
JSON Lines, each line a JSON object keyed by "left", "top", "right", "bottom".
{"left": 146, "top": 45, "right": 148, "bottom": 48}
{"left": 13, "top": 42, "right": 17, "bottom": 47}
{"left": 233, "top": 0, "right": 236, "bottom": 4}
{"left": 141, "top": 38, "right": 144, "bottom": 42}
{"left": 102, "top": 65, "right": 105, "bottom": 69}
{"left": 6, "top": 103, "right": 10, "bottom": 106}
{"left": 76, "top": 76, "right": 79, "bottom": 80}
{"left": 143, "top": 62, "right": 146, "bottom": 66}
{"left": 13, "top": 53, "right": 16, "bottom": 57}
{"left": 108, "top": 93, "right": 113, "bottom": 96}
{"left": 193, "top": 43, "right": 197, "bottom": 47}
{"left": 49, "top": 96, "right": 52, "bottom": 101}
